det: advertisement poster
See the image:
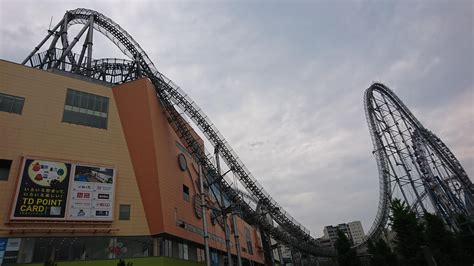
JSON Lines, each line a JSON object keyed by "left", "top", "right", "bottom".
{"left": 12, "top": 159, "right": 71, "bottom": 219}
{"left": 0, "top": 238, "right": 7, "bottom": 265}
{"left": 67, "top": 164, "right": 115, "bottom": 220}
{"left": 2, "top": 238, "right": 21, "bottom": 264}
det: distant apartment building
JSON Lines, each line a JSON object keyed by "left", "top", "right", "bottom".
{"left": 323, "top": 221, "right": 365, "bottom": 246}
{"left": 347, "top": 221, "right": 365, "bottom": 245}
{"left": 315, "top": 237, "right": 333, "bottom": 249}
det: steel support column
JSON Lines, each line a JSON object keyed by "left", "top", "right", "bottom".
{"left": 22, "top": 18, "right": 64, "bottom": 65}
{"left": 215, "top": 146, "right": 233, "bottom": 266}
{"left": 199, "top": 166, "right": 211, "bottom": 266}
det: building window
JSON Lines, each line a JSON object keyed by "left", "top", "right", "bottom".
{"left": 178, "top": 243, "right": 188, "bottom": 260}
{"left": 119, "top": 204, "right": 131, "bottom": 220}
{"left": 62, "top": 89, "right": 109, "bottom": 129}
{"left": 0, "top": 92, "right": 24, "bottom": 114}
{"left": 183, "top": 185, "right": 190, "bottom": 202}
{"left": 244, "top": 227, "right": 253, "bottom": 255}
{"left": 0, "top": 159, "right": 12, "bottom": 181}
{"left": 17, "top": 236, "right": 154, "bottom": 263}
{"left": 197, "top": 248, "right": 205, "bottom": 262}
{"left": 163, "top": 239, "right": 172, "bottom": 257}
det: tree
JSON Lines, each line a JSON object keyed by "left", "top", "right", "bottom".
{"left": 454, "top": 214, "right": 474, "bottom": 265}
{"left": 423, "top": 213, "right": 460, "bottom": 265}
{"left": 389, "top": 199, "right": 426, "bottom": 266}
{"left": 367, "top": 238, "right": 397, "bottom": 266}
{"left": 335, "top": 230, "right": 359, "bottom": 266}
{"left": 367, "top": 239, "right": 376, "bottom": 258}
{"left": 43, "top": 260, "right": 57, "bottom": 266}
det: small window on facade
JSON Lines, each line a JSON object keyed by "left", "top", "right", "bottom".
{"left": 0, "top": 93, "right": 24, "bottom": 115}
{"left": 178, "top": 243, "right": 188, "bottom": 260}
{"left": 244, "top": 227, "right": 253, "bottom": 255}
{"left": 119, "top": 204, "right": 131, "bottom": 220}
{"left": 183, "top": 185, "right": 190, "bottom": 202}
{"left": 62, "top": 89, "right": 109, "bottom": 129}
{"left": 0, "top": 159, "right": 12, "bottom": 181}
{"left": 197, "top": 248, "right": 205, "bottom": 262}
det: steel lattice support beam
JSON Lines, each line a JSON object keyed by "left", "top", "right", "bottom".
{"left": 361, "top": 83, "right": 473, "bottom": 248}
{"left": 22, "top": 8, "right": 473, "bottom": 257}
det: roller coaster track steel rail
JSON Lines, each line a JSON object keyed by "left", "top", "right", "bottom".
{"left": 361, "top": 83, "right": 473, "bottom": 247}
{"left": 22, "top": 8, "right": 333, "bottom": 257}
{"left": 22, "top": 8, "right": 473, "bottom": 255}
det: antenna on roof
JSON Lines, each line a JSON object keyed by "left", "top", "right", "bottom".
{"left": 48, "top": 16, "right": 53, "bottom": 31}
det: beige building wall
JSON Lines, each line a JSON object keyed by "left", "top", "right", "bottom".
{"left": 0, "top": 60, "right": 265, "bottom": 264}
{"left": 0, "top": 60, "right": 149, "bottom": 236}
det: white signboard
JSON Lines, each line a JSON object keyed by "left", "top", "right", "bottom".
{"left": 67, "top": 164, "right": 115, "bottom": 221}
{"left": 5, "top": 238, "right": 21, "bottom": 252}
{"left": 11, "top": 157, "right": 116, "bottom": 222}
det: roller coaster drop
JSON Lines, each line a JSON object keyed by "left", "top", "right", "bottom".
{"left": 22, "top": 8, "right": 473, "bottom": 262}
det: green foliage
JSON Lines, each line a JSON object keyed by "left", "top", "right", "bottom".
{"left": 335, "top": 230, "right": 359, "bottom": 266}
{"left": 367, "top": 239, "right": 375, "bottom": 256}
{"left": 367, "top": 238, "right": 397, "bottom": 266}
{"left": 389, "top": 199, "right": 426, "bottom": 266}
{"left": 388, "top": 199, "right": 474, "bottom": 266}
{"left": 44, "top": 260, "right": 57, "bottom": 266}
{"left": 453, "top": 215, "right": 474, "bottom": 265}
{"left": 423, "top": 213, "right": 459, "bottom": 265}
{"left": 19, "top": 256, "right": 204, "bottom": 266}
{"left": 117, "top": 259, "right": 133, "bottom": 266}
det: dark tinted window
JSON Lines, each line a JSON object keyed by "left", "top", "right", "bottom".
{"left": 62, "top": 89, "right": 109, "bottom": 129}
{"left": 0, "top": 159, "right": 12, "bottom": 181}
{"left": 0, "top": 93, "right": 24, "bottom": 114}
{"left": 244, "top": 227, "right": 253, "bottom": 255}
{"left": 183, "top": 185, "right": 190, "bottom": 202}
{"left": 119, "top": 204, "right": 131, "bottom": 220}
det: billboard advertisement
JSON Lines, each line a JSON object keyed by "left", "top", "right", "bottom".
{"left": 2, "top": 238, "right": 21, "bottom": 264}
{"left": 0, "top": 238, "right": 7, "bottom": 265}
{"left": 12, "top": 159, "right": 71, "bottom": 219}
{"left": 10, "top": 157, "right": 115, "bottom": 222}
{"left": 67, "top": 165, "right": 115, "bottom": 220}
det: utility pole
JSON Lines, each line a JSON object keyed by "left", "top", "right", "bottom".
{"left": 199, "top": 165, "right": 211, "bottom": 266}
{"left": 215, "top": 146, "right": 233, "bottom": 266}
{"left": 231, "top": 206, "right": 243, "bottom": 266}
{"left": 277, "top": 243, "right": 284, "bottom": 266}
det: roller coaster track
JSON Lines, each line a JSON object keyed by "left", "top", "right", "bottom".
{"left": 21, "top": 8, "right": 473, "bottom": 257}
{"left": 22, "top": 8, "right": 332, "bottom": 257}
{"left": 362, "top": 83, "right": 473, "bottom": 246}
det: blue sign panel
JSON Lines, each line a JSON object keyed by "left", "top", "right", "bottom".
{"left": 0, "top": 238, "right": 7, "bottom": 251}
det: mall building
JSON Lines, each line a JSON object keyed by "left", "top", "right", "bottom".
{"left": 0, "top": 59, "right": 265, "bottom": 265}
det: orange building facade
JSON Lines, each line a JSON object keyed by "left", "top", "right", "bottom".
{"left": 0, "top": 60, "right": 265, "bottom": 265}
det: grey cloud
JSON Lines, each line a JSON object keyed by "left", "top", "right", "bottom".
{"left": 1, "top": 0, "right": 472, "bottom": 237}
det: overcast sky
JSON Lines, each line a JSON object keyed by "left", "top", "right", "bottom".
{"left": 1, "top": 0, "right": 472, "bottom": 238}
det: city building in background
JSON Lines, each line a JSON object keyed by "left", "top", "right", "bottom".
{"left": 347, "top": 221, "right": 365, "bottom": 245}
{"left": 322, "top": 221, "right": 365, "bottom": 247}
{"left": 3, "top": 6, "right": 472, "bottom": 266}
{"left": 0, "top": 60, "right": 265, "bottom": 265}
